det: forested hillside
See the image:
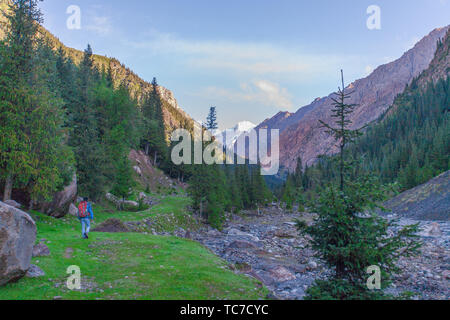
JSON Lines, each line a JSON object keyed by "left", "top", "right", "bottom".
{"left": 281, "top": 29, "right": 450, "bottom": 203}
{"left": 0, "top": 0, "right": 194, "bottom": 133}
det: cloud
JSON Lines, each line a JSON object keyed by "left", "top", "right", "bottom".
{"left": 198, "top": 80, "right": 294, "bottom": 110}
{"left": 85, "top": 6, "right": 112, "bottom": 36}
{"left": 124, "top": 29, "right": 352, "bottom": 78}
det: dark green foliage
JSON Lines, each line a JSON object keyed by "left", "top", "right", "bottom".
{"left": 205, "top": 106, "right": 218, "bottom": 130}
{"left": 297, "top": 71, "right": 421, "bottom": 300}
{"left": 300, "top": 76, "right": 449, "bottom": 195}
{"left": 186, "top": 109, "right": 272, "bottom": 228}
{"left": 111, "top": 156, "right": 135, "bottom": 208}
{"left": 0, "top": 0, "right": 74, "bottom": 203}
{"left": 141, "top": 77, "right": 168, "bottom": 166}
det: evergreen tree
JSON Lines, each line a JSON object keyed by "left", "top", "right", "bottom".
{"left": 205, "top": 106, "right": 218, "bottom": 130}
{"left": 0, "top": 0, "right": 73, "bottom": 203}
{"left": 111, "top": 156, "right": 135, "bottom": 209}
{"left": 297, "top": 71, "right": 421, "bottom": 300}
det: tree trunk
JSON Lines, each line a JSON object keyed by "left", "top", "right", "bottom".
{"left": 154, "top": 151, "right": 158, "bottom": 166}
{"left": 145, "top": 143, "right": 149, "bottom": 156}
{"left": 200, "top": 200, "right": 203, "bottom": 217}
{"left": 29, "top": 199, "right": 34, "bottom": 211}
{"left": 3, "top": 174, "right": 13, "bottom": 201}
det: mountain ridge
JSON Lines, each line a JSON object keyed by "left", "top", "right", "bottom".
{"left": 252, "top": 26, "right": 449, "bottom": 171}
{"left": 0, "top": 0, "right": 194, "bottom": 132}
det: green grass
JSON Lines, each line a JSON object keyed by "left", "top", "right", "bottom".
{"left": 0, "top": 196, "right": 268, "bottom": 300}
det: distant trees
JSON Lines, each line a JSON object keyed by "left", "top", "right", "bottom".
{"left": 141, "top": 77, "right": 168, "bottom": 166}
{"left": 186, "top": 109, "right": 272, "bottom": 228}
{"left": 294, "top": 74, "right": 449, "bottom": 197}
{"left": 296, "top": 71, "right": 421, "bottom": 300}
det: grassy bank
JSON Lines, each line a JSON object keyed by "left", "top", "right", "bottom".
{"left": 0, "top": 196, "right": 268, "bottom": 300}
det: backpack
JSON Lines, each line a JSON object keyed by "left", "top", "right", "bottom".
{"left": 78, "top": 201, "right": 89, "bottom": 218}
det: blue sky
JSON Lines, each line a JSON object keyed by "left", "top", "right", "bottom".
{"left": 40, "top": 0, "right": 450, "bottom": 129}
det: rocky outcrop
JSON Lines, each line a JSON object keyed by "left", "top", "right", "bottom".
{"left": 105, "top": 193, "right": 139, "bottom": 210}
{"left": 248, "top": 26, "right": 449, "bottom": 171}
{"left": 381, "top": 171, "right": 450, "bottom": 221}
{"left": 0, "top": 201, "right": 36, "bottom": 286}
{"left": 38, "top": 174, "right": 77, "bottom": 218}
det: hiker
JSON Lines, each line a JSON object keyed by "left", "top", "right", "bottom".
{"left": 78, "top": 197, "right": 94, "bottom": 239}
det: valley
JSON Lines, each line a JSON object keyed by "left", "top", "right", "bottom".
{"left": 0, "top": 0, "right": 448, "bottom": 302}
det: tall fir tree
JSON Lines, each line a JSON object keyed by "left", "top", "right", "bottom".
{"left": 297, "top": 71, "right": 421, "bottom": 300}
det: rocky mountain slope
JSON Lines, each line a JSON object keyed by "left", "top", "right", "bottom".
{"left": 381, "top": 171, "right": 450, "bottom": 221}
{"left": 0, "top": 0, "right": 194, "bottom": 132}
{"left": 253, "top": 26, "right": 449, "bottom": 171}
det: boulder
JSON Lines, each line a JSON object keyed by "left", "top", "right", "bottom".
{"left": 68, "top": 203, "right": 78, "bottom": 217}
{"left": 0, "top": 201, "right": 36, "bottom": 286}
{"left": 105, "top": 193, "right": 139, "bottom": 210}
{"left": 32, "top": 243, "right": 50, "bottom": 257}
{"left": 269, "top": 266, "right": 296, "bottom": 282}
{"left": 26, "top": 264, "right": 45, "bottom": 278}
{"left": 133, "top": 166, "right": 142, "bottom": 176}
{"left": 38, "top": 174, "right": 77, "bottom": 218}
{"left": 228, "top": 240, "right": 258, "bottom": 249}
{"left": 4, "top": 200, "right": 21, "bottom": 208}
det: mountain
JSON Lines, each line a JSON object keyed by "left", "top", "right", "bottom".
{"left": 0, "top": 0, "right": 194, "bottom": 133}
{"left": 215, "top": 121, "right": 257, "bottom": 149}
{"left": 252, "top": 26, "right": 449, "bottom": 171}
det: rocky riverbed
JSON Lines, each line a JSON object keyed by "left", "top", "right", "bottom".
{"left": 188, "top": 208, "right": 449, "bottom": 300}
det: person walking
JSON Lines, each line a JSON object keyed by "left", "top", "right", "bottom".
{"left": 77, "top": 197, "right": 94, "bottom": 239}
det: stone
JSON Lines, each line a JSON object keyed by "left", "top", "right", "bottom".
{"left": 308, "top": 261, "right": 318, "bottom": 270}
{"left": 269, "top": 266, "right": 296, "bottom": 282}
{"left": 64, "top": 248, "right": 74, "bottom": 259}
{"left": 26, "top": 264, "right": 45, "bottom": 278}
{"left": 427, "top": 223, "right": 442, "bottom": 236}
{"left": 228, "top": 240, "right": 258, "bottom": 249}
{"left": 0, "top": 201, "right": 36, "bottom": 286}
{"left": 227, "top": 228, "right": 259, "bottom": 241}
{"left": 38, "top": 174, "right": 77, "bottom": 218}
{"left": 4, "top": 200, "right": 21, "bottom": 208}
{"left": 32, "top": 243, "right": 50, "bottom": 257}
{"left": 68, "top": 203, "right": 78, "bottom": 216}
{"left": 133, "top": 166, "right": 142, "bottom": 176}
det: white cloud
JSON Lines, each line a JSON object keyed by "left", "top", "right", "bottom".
{"left": 124, "top": 29, "right": 354, "bottom": 78}
{"left": 198, "top": 80, "right": 294, "bottom": 110}
{"left": 84, "top": 6, "right": 112, "bottom": 36}
{"left": 86, "top": 16, "right": 112, "bottom": 35}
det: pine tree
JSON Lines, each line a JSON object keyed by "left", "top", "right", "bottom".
{"left": 111, "top": 156, "right": 135, "bottom": 210}
{"left": 0, "top": 0, "right": 73, "bottom": 203}
{"left": 297, "top": 71, "right": 421, "bottom": 300}
{"left": 205, "top": 106, "right": 218, "bottom": 130}
{"left": 69, "top": 44, "right": 105, "bottom": 200}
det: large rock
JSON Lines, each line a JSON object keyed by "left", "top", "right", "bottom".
{"left": 0, "top": 201, "right": 36, "bottom": 286}
{"left": 38, "top": 174, "right": 77, "bottom": 218}
{"left": 105, "top": 193, "right": 139, "bottom": 210}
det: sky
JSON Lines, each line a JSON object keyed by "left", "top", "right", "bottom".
{"left": 39, "top": 0, "right": 450, "bottom": 129}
